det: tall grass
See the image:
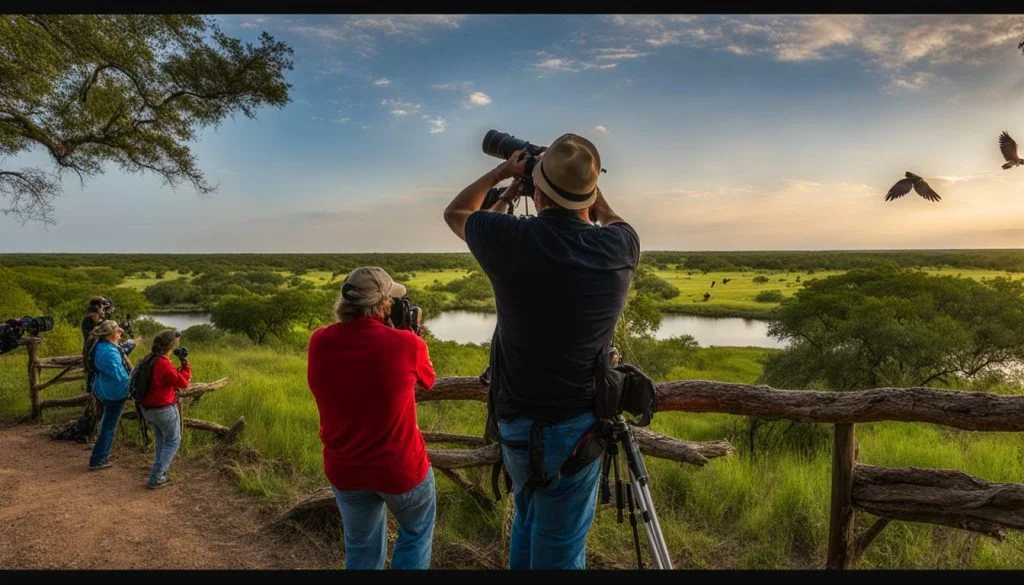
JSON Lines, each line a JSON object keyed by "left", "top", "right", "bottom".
{"left": 1, "top": 333, "right": 1022, "bottom": 568}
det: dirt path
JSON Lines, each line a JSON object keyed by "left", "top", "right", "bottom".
{"left": 0, "top": 423, "right": 341, "bottom": 569}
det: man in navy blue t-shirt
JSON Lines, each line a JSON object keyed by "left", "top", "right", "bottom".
{"left": 444, "top": 132, "right": 640, "bottom": 569}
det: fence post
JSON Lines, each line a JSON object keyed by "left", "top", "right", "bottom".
{"left": 826, "top": 423, "right": 856, "bottom": 569}
{"left": 26, "top": 340, "right": 41, "bottom": 420}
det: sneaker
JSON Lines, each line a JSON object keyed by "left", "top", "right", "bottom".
{"left": 88, "top": 461, "right": 112, "bottom": 471}
{"left": 147, "top": 476, "right": 171, "bottom": 489}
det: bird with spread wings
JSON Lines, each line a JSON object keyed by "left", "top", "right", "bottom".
{"left": 999, "top": 131, "right": 1023, "bottom": 170}
{"left": 884, "top": 172, "right": 941, "bottom": 202}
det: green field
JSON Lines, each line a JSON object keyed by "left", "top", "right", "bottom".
{"left": 654, "top": 267, "right": 1024, "bottom": 318}
{"left": 118, "top": 270, "right": 192, "bottom": 291}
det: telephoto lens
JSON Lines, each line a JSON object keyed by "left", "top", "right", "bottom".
{"left": 482, "top": 130, "right": 531, "bottom": 160}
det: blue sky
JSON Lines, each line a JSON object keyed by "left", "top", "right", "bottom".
{"left": 4, "top": 14, "right": 1024, "bottom": 252}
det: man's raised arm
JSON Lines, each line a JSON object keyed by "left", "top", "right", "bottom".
{"left": 444, "top": 150, "right": 526, "bottom": 241}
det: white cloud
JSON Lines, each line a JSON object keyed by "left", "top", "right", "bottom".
{"left": 423, "top": 116, "right": 447, "bottom": 134}
{"left": 287, "top": 15, "right": 467, "bottom": 57}
{"left": 239, "top": 15, "right": 267, "bottom": 30}
{"left": 466, "top": 91, "right": 492, "bottom": 106}
{"left": 888, "top": 71, "right": 941, "bottom": 91}
{"left": 609, "top": 15, "right": 1024, "bottom": 73}
{"left": 432, "top": 81, "right": 474, "bottom": 90}
{"left": 593, "top": 47, "right": 651, "bottom": 61}
{"left": 593, "top": 125, "right": 608, "bottom": 133}
{"left": 332, "top": 117, "right": 351, "bottom": 124}
{"left": 373, "top": 78, "right": 391, "bottom": 86}
{"left": 380, "top": 99, "right": 422, "bottom": 116}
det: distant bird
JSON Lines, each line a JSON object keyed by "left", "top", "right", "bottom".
{"left": 722, "top": 278, "right": 730, "bottom": 285}
{"left": 884, "top": 172, "right": 940, "bottom": 202}
{"left": 703, "top": 292, "right": 711, "bottom": 301}
{"left": 711, "top": 280, "right": 716, "bottom": 288}
{"left": 999, "top": 131, "right": 1023, "bottom": 170}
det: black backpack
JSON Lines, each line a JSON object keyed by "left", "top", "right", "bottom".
{"left": 130, "top": 353, "right": 159, "bottom": 402}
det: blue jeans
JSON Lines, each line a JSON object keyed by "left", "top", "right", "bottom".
{"left": 499, "top": 411, "right": 602, "bottom": 570}
{"left": 332, "top": 467, "right": 436, "bottom": 569}
{"left": 142, "top": 404, "right": 182, "bottom": 485}
{"left": 89, "top": 398, "right": 126, "bottom": 467}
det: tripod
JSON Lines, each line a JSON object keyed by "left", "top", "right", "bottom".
{"left": 599, "top": 415, "right": 673, "bottom": 569}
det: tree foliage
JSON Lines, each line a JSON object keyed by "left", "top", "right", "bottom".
{"left": 0, "top": 15, "right": 293, "bottom": 222}
{"left": 760, "top": 267, "right": 1024, "bottom": 392}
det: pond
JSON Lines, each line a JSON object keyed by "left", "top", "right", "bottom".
{"left": 138, "top": 310, "right": 786, "bottom": 349}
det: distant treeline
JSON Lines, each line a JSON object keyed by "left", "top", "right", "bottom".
{"left": 641, "top": 249, "right": 1024, "bottom": 272}
{"left": 2, "top": 249, "right": 1024, "bottom": 276}
{"left": 0, "top": 253, "right": 481, "bottom": 277}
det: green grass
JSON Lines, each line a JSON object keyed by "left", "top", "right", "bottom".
{"left": 2, "top": 334, "right": 1022, "bottom": 569}
{"left": 119, "top": 270, "right": 192, "bottom": 291}
{"left": 654, "top": 268, "right": 1024, "bottom": 319}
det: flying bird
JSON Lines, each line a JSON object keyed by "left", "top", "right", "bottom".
{"left": 884, "top": 172, "right": 940, "bottom": 203}
{"left": 999, "top": 131, "right": 1023, "bottom": 170}
{"left": 711, "top": 280, "right": 716, "bottom": 288}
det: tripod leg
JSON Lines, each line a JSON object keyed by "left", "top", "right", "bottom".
{"left": 599, "top": 450, "right": 612, "bottom": 505}
{"left": 612, "top": 450, "right": 624, "bottom": 524}
{"left": 634, "top": 480, "right": 674, "bottom": 569}
{"left": 623, "top": 474, "right": 644, "bottom": 569}
{"left": 621, "top": 429, "right": 673, "bottom": 570}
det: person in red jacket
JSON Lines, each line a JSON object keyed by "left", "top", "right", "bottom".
{"left": 307, "top": 266, "right": 437, "bottom": 570}
{"left": 140, "top": 330, "right": 192, "bottom": 489}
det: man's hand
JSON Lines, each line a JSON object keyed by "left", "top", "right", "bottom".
{"left": 445, "top": 150, "right": 528, "bottom": 242}
{"left": 588, "top": 186, "right": 626, "bottom": 226}
{"left": 487, "top": 178, "right": 524, "bottom": 213}
{"left": 493, "top": 149, "right": 528, "bottom": 181}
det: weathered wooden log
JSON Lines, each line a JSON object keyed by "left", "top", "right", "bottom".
{"left": 120, "top": 412, "right": 245, "bottom": 443}
{"left": 35, "top": 368, "right": 85, "bottom": 393}
{"left": 417, "top": 378, "right": 1024, "bottom": 432}
{"left": 183, "top": 416, "right": 245, "bottom": 441}
{"left": 435, "top": 467, "right": 493, "bottom": 510}
{"left": 37, "top": 355, "right": 84, "bottom": 368}
{"left": 658, "top": 381, "right": 1024, "bottom": 432}
{"left": 851, "top": 517, "right": 891, "bottom": 566}
{"left": 422, "top": 432, "right": 489, "bottom": 447}
{"left": 38, "top": 394, "right": 90, "bottom": 410}
{"left": 827, "top": 424, "right": 856, "bottom": 569}
{"left": 851, "top": 464, "right": 1024, "bottom": 539}
{"left": 268, "top": 486, "right": 336, "bottom": 530}
{"left": 27, "top": 341, "right": 40, "bottom": 419}
{"left": 179, "top": 377, "right": 231, "bottom": 400}
{"left": 428, "top": 444, "right": 499, "bottom": 469}
{"left": 631, "top": 427, "right": 733, "bottom": 465}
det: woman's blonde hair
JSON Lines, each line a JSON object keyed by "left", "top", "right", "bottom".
{"left": 333, "top": 294, "right": 391, "bottom": 323}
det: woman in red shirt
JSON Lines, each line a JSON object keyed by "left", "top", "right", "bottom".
{"left": 140, "top": 330, "right": 192, "bottom": 489}
{"left": 307, "top": 267, "right": 437, "bottom": 570}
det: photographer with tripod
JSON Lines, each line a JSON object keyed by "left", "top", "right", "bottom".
{"left": 135, "top": 330, "right": 192, "bottom": 489}
{"left": 307, "top": 267, "right": 437, "bottom": 570}
{"left": 444, "top": 131, "right": 641, "bottom": 569}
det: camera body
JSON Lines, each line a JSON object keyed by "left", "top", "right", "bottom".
{"left": 173, "top": 346, "right": 189, "bottom": 361}
{"left": 388, "top": 297, "right": 423, "bottom": 335}
{"left": 482, "top": 130, "right": 547, "bottom": 198}
{"left": 0, "top": 316, "right": 55, "bottom": 355}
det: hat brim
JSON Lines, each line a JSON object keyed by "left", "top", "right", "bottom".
{"left": 388, "top": 281, "right": 407, "bottom": 299}
{"left": 532, "top": 162, "right": 597, "bottom": 210}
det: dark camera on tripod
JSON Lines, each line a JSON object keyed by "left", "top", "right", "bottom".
{"left": 0, "top": 316, "right": 54, "bottom": 355}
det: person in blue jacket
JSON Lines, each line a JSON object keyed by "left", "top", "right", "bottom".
{"left": 86, "top": 319, "right": 131, "bottom": 470}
